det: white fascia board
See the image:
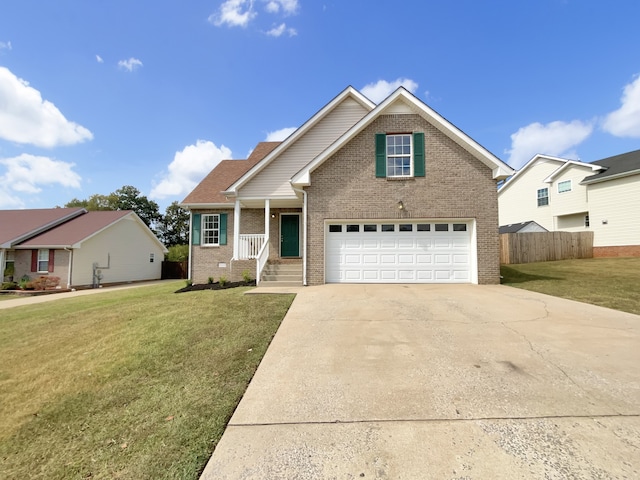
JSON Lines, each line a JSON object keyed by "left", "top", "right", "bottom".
{"left": 180, "top": 203, "right": 232, "bottom": 210}
{"left": 543, "top": 160, "right": 604, "bottom": 183}
{"left": 498, "top": 154, "right": 570, "bottom": 196}
{"left": 581, "top": 168, "right": 640, "bottom": 185}
{"left": 293, "top": 87, "right": 514, "bottom": 186}
{"left": 226, "top": 86, "right": 376, "bottom": 195}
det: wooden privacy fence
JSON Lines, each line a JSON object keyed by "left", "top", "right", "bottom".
{"left": 500, "top": 231, "right": 594, "bottom": 264}
{"left": 161, "top": 260, "right": 188, "bottom": 279}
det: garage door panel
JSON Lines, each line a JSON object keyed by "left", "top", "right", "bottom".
{"left": 326, "top": 221, "right": 472, "bottom": 284}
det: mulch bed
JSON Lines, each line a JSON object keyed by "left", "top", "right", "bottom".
{"left": 174, "top": 280, "right": 256, "bottom": 293}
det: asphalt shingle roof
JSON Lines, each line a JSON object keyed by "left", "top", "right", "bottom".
{"left": 583, "top": 149, "right": 640, "bottom": 183}
{"left": 181, "top": 141, "right": 281, "bottom": 205}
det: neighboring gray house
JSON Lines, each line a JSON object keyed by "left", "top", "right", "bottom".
{"left": 499, "top": 221, "right": 548, "bottom": 234}
{"left": 1, "top": 208, "right": 167, "bottom": 288}
{"left": 182, "top": 86, "right": 514, "bottom": 286}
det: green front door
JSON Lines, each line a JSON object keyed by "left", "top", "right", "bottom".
{"left": 280, "top": 215, "right": 300, "bottom": 257}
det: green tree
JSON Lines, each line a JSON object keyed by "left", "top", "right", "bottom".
{"left": 157, "top": 201, "right": 190, "bottom": 247}
{"left": 64, "top": 186, "right": 162, "bottom": 232}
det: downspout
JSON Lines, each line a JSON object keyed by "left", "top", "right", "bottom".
{"left": 291, "top": 186, "right": 308, "bottom": 286}
{"left": 64, "top": 247, "right": 73, "bottom": 289}
{"left": 187, "top": 211, "right": 193, "bottom": 281}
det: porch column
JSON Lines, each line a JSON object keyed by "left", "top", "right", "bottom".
{"left": 233, "top": 199, "right": 241, "bottom": 260}
{"left": 264, "top": 199, "right": 270, "bottom": 242}
{"left": 0, "top": 249, "right": 5, "bottom": 280}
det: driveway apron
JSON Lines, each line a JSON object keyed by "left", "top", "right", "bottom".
{"left": 200, "top": 284, "right": 640, "bottom": 479}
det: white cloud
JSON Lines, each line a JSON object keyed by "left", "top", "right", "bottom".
{"left": 118, "top": 58, "right": 143, "bottom": 72}
{"left": 209, "top": 0, "right": 257, "bottom": 28}
{"left": 265, "top": 127, "right": 296, "bottom": 141}
{"left": 0, "top": 41, "right": 11, "bottom": 51}
{"left": 0, "top": 154, "right": 81, "bottom": 205}
{"left": 361, "top": 78, "right": 419, "bottom": 104}
{"left": 151, "top": 140, "right": 232, "bottom": 199}
{"left": 96, "top": 54, "right": 104, "bottom": 63}
{"left": 266, "top": 23, "right": 297, "bottom": 37}
{"left": 264, "top": 0, "right": 299, "bottom": 15}
{"left": 0, "top": 67, "right": 93, "bottom": 148}
{"left": 602, "top": 74, "right": 640, "bottom": 137}
{"left": 506, "top": 120, "right": 594, "bottom": 169}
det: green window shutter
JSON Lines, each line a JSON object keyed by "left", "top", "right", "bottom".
{"left": 413, "top": 132, "right": 425, "bottom": 177}
{"left": 219, "top": 213, "right": 227, "bottom": 245}
{"left": 375, "top": 133, "right": 387, "bottom": 178}
{"left": 192, "top": 213, "right": 201, "bottom": 246}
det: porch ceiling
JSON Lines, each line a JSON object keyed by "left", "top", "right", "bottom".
{"left": 239, "top": 198, "right": 303, "bottom": 209}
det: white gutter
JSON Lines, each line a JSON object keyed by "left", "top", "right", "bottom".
{"left": 291, "top": 186, "right": 308, "bottom": 286}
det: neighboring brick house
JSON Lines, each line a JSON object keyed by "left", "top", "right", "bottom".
{"left": 1, "top": 208, "right": 167, "bottom": 288}
{"left": 181, "top": 86, "right": 514, "bottom": 286}
{"left": 498, "top": 150, "right": 640, "bottom": 257}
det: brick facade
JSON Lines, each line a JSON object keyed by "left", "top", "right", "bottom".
{"left": 305, "top": 114, "right": 501, "bottom": 285}
{"left": 12, "top": 248, "right": 71, "bottom": 288}
{"left": 190, "top": 207, "right": 303, "bottom": 283}
{"left": 593, "top": 245, "right": 640, "bottom": 258}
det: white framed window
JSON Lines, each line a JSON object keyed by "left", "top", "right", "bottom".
{"left": 537, "top": 188, "right": 549, "bottom": 207}
{"left": 558, "top": 180, "right": 572, "bottom": 193}
{"left": 149, "top": 253, "right": 155, "bottom": 263}
{"left": 38, "top": 249, "right": 49, "bottom": 272}
{"left": 202, "top": 214, "right": 220, "bottom": 245}
{"left": 4, "top": 250, "right": 14, "bottom": 276}
{"left": 386, "top": 134, "right": 412, "bottom": 177}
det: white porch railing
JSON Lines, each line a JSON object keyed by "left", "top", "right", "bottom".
{"left": 256, "top": 239, "right": 269, "bottom": 285}
{"left": 238, "top": 234, "right": 266, "bottom": 260}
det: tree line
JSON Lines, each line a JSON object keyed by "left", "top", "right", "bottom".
{"left": 65, "top": 185, "right": 189, "bottom": 252}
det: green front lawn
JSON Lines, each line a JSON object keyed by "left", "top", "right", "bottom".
{"left": 0, "top": 282, "right": 294, "bottom": 479}
{"left": 501, "top": 257, "right": 640, "bottom": 315}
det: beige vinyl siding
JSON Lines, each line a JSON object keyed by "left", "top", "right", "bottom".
{"left": 71, "top": 216, "right": 164, "bottom": 286}
{"left": 588, "top": 175, "right": 640, "bottom": 247}
{"left": 498, "top": 159, "right": 563, "bottom": 230}
{"left": 549, "top": 168, "right": 590, "bottom": 217}
{"left": 240, "top": 98, "right": 368, "bottom": 198}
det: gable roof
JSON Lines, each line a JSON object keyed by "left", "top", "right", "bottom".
{"left": 292, "top": 87, "right": 514, "bottom": 186}
{"left": 498, "top": 154, "right": 600, "bottom": 195}
{"left": 16, "top": 210, "right": 167, "bottom": 251}
{"left": 181, "top": 141, "right": 281, "bottom": 206}
{"left": 499, "top": 221, "right": 548, "bottom": 234}
{"left": 0, "top": 207, "right": 85, "bottom": 248}
{"left": 582, "top": 149, "right": 640, "bottom": 185}
{"left": 224, "top": 86, "right": 376, "bottom": 195}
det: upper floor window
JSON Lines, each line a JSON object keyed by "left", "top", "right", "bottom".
{"left": 537, "top": 188, "right": 549, "bottom": 207}
{"left": 386, "top": 134, "right": 412, "bottom": 177}
{"left": 375, "top": 132, "right": 425, "bottom": 178}
{"left": 202, "top": 214, "right": 220, "bottom": 245}
{"left": 558, "top": 180, "right": 572, "bottom": 193}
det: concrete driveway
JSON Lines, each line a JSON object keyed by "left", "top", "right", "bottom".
{"left": 200, "top": 284, "right": 640, "bottom": 479}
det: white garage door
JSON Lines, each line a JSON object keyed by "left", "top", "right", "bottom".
{"left": 325, "top": 221, "right": 473, "bottom": 284}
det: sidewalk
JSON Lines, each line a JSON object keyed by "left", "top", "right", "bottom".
{"left": 0, "top": 280, "right": 176, "bottom": 310}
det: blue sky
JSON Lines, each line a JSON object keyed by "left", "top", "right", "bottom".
{"left": 1, "top": 0, "right": 640, "bottom": 211}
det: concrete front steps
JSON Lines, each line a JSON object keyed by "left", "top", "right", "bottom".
{"left": 259, "top": 261, "right": 303, "bottom": 287}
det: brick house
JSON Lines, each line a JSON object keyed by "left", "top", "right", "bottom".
{"left": 181, "top": 86, "right": 514, "bottom": 286}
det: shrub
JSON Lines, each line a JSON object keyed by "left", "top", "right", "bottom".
{"left": 30, "top": 276, "right": 61, "bottom": 291}
{"left": 1, "top": 281, "right": 18, "bottom": 290}
{"left": 185, "top": 279, "right": 193, "bottom": 287}
{"left": 218, "top": 276, "right": 228, "bottom": 287}
{"left": 242, "top": 270, "right": 252, "bottom": 283}
{"left": 207, "top": 277, "right": 214, "bottom": 284}
{"left": 166, "top": 244, "right": 189, "bottom": 262}
{"left": 18, "top": 275, "right": 31, "bottom": 290}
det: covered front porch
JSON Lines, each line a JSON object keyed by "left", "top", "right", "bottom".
{"left": 232, "top": 196, "right": 306, "bottom": 286}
